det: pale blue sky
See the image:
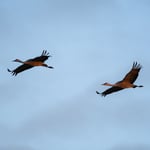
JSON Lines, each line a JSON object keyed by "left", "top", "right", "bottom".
{"left": 1, "top": 0, "right": 150, "bottom": 150}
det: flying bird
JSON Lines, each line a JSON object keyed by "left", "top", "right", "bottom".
{"left": 96, "top": 62, "right": 143, "bottom": 97}
{"left": 8, "top": 50, "right": 54, "bottom": 76}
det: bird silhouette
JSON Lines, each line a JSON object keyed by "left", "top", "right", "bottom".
{"left": 8, "top": 50, "right": 54, "bottom": 76}
{"left": 96, "top": 62, "right": 143, "bottom": 96}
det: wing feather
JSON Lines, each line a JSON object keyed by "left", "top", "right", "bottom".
{"left": 122, "top": 62, "right": 142, "bottom": 83}
{"left": 8, "top": 64, "right": 33, "bottom": 76}
{"left": 30, "top": 50, "right": 50, "bottom": 62}
{"left": 101, "top": 87, "right": 123, "bottom": 97}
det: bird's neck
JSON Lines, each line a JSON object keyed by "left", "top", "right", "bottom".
{"left": 16, "top": 59, "right": 24, "bottom": 63}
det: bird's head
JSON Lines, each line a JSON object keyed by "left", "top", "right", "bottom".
{"left": 12, "top": 59, "right": 21, "bottom": 62}
{"left": 102, "top": 82, "right": 109, "bottom": 85}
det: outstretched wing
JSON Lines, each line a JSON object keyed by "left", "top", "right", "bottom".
{"left": 30, "top": 50, "right": 50, "bottom": 62}
{"left": 101, "top": 87, "right": 123, "bottom": 97}
{"left": 8, "top": 64, "right": 33, "bottom": 76}
{"left": 122, "top": 62, "right": 142, "bottom": 84}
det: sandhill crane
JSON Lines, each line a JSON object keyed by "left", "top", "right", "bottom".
{"left": 8, "top": 50, "right": 54, "bottom": 76}
{"left": 96, "top": 62, "right": 143, "bottom": 97}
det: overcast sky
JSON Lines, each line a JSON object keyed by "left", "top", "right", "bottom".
{"left": 1, "top": 0, "right": 150, "bottom": 150}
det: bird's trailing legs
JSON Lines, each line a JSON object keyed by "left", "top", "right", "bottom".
{"left": 42, "top": 63, "right": 54, "bottom": 69}
{"left": 47, "top": 66, "right": 54, "bottom": 69}
{"left": 133, "top": 85, "right": 144, "bottom": 88}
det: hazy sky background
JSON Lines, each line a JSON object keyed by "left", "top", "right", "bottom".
{"left": 1, "top": 0, "right": 150, "bottom": 150}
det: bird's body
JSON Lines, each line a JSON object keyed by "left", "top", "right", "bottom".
{"left": 8, "top": 50, "right": 54, "bottom": 76}
{"left": 96, "top": 62, "right": 143, "bottom": 96}
{"left": 15, "top": 59, "right": 47, "bottom": 66}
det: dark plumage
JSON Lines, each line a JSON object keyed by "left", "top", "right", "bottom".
{"left": 96, "top": 62, "right": 143, "bottom": 97}
{"left": 8, "top": 50, "right": 53, "bottom": 76}
{"left": 97, "top": 87, "right": 124, "bottom": 97}
{"left": 122, "top": 62, "right": 141, "bottom": 84}
{"left": 8, "top": 64, "right": 33, "bottom": 76}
